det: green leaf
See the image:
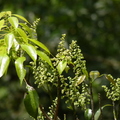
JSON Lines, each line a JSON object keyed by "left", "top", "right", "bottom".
{"left": 19, "top": 23, "right": 32, "bottom": 35}
{"left": 0, "top": 39, "right": 6, "bottom": 54}
{"left": 0, "top": 55, "right": 10, "bottom": 77}
{"left": 0, "top": 12, "right": 5, "bottom": 19}
{"left": 94, "top": 104, "right": 112, "bottom": 120}
{"left": 13, "top": 38, "right": 19, "bottom": 51}
{"left": 16, "top": 28, "right": 28, "bottom": 43}
{"left": 8, "top": 17, "right": 19, "bottom": 28}
{"left": 37, "top": 51, "right": 53, "bottom": 68}
{"left": 29, "top": 39, "right": 50, "bottom": 54}
{"left": 0, "top": 11, "right": 11, "bottom": 19}
{"left": 0, "top": 19, "right": 5, "bottom": 30}
{"left": 57, "top": 60, "right": 67, "bottom": 75}
{"left": 24, "top": 84, "right": 39, "bottom": 119}
{"left": 21, "top": 44, "right": 37, "bottom": 62}
{"left": 75, "top": 75, "right": 86, "bottom": 86}
{"left": 15, "top": 57, "right": 26, "bottom": 85}
{"left": 12, "top": 14, "right": 29, "bottom": 24}
{"left": 84, "top": 109, "right": 92, "bottom": 120}
{"left": 4, "top": 33, "right": 14, "bottom": 54}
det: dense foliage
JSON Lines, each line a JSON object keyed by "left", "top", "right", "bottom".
{"left": 1, "top": 0, "right": 120, "bottom": 120}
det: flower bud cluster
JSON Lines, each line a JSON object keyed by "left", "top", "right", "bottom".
{"left": 102, "top": 75, "right": 120, "bottom": 101}
{"left": 47, "top": 97, "right": 58, "bottom": 119}
{"left": 31, "top": 34, "right": 90, "bottom": 111}
{"left": 55, "top": 36, "right": 90, "bottom": 109}
{"left": 31, "top": 58, "right": 57, "bottom": 88}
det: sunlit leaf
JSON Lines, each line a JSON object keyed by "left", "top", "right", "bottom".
{"left": 94, "top": 104, "right": 112, "bottom": 120}
{"left": 0, "top": 11, "right": 11, "bottom": 19}
{"left": 8, "top": 17, "right": 19, "bottom": 28}
{"left": 13, "top": 14, "right": 29, "bottom": 24}
{"left": 4, "top": 33, "right": 14, "bottom": 54}
{"left": 75, "top": 75, "right": 86, "bottom": 86}
{"left": 29, "top": 38, "right": 50, "bottom": 54}
{"left": 0, "top": 55, "right": 10, "bottom": 77}
{"left": 15, "top": 57, "right": 26, "bottom": 85}
{"left": 0, "top": 12, "right": 5, "bottom": 19}
{"left": 0, "top": 39, "right": 6, "bottom": 54}
{"left": 16, "top": 28, "right": 28, "bottom": 43}
{"left": 0, "top": 19, "right": 5, "bottom": 30}
{"left": 24, "top": 84, "right": 39, "bottom": 119}
{"left": 57, "top": 60, "right": 67, "bottom": 75}
{"left": 13, "top": 38, "right": 19, "bottom": 51}
{"left": 21, "top": 44, "right": 37, "bottom": 62}
{"left": 37, "top": 50, "right": 53, "bottom": 68}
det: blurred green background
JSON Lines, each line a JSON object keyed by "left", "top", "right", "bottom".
{"left": 0, "top": 0, "right": 120, "bottom": 119}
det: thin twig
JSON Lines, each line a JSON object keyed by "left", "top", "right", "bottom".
{"left": 98, "top": 93, "right": 103, "bottom": 120}
{"left": 112, "top": 101, "right": 117, "bottom": 120}
{"left": 39, "top": 105, "right": 52, "bottom": 120}
{"left": 89, "top": 81, "right": 95, "bottom": 120}
{"left": 54, "top": 76, "right": 61, "bottom": 120}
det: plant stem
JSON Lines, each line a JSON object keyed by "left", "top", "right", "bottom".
{"left": 117, "top": 100, "right": 120, "bottom": 119}
{"left": 112, "top": 101, "right": 117, "bottom": 120}
{"left": 89, "top": 81, "right": 94, "bottom": 120}
{"left": 98, "top": 93, "right": 103, "bottom": 120}
{"left": 39, "top": 105, "right": 52, "bottom": 120}
{"left": 54, "top": 76, "right": 61, "bottom": 120}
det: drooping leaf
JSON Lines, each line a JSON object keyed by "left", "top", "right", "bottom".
{"left": 57, "top": 60, "right": 67, "bottom": 75}
{"left": 12, "top": 14, "right": 29, "bottom": 24}
{"left": 16, "top": 28, "right": 28, "bottom": 43}
{"left": 0, "top": 19, "right": 5, "bottom": 30}
{"left": 15, "top": 57, "right": 26, "bottom": 85}
{"left": 94, "top": 104, "right": 112, "bottom": 120}
{"left": 84, "top": 109, "right": 92, "bottom": 120}
{"left": 13, "top": 38, "right": 19, "bottom": 51}
{"left": 29, "top": 39, "right": 50, "bottom": 54}
{"left": 24, "top": 84, "right": 39, "bottom": 119}
{"left": 0, "top": 55, "right": 10, "bottom": 77}
{"left": 37, "top": 50, "right": 53, "bottom": 68}
{"left": 75, "top": 75, "right": 86, "bottom": 86}
{"left": 21, "top": 44, "right": 37, "bottom": 62}
{"left": 8, "top": 17, "right": 19, "bottom": 28}
{"left": 4, "top": 33, "right": 14, "bottom": 54}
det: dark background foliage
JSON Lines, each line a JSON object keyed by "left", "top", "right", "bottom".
{"left": 0, "top": 0, "right": 120, "bottom": 119}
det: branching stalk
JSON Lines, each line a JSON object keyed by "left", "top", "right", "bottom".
{"left": 39, "top": 105, "right": 52, "bottom": 120}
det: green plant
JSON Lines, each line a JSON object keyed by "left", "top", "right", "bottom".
{"left": 0, "top": 11, "right": 120, "bottom": 120}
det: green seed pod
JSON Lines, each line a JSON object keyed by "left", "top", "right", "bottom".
{"left": 24, "top": 84, "right": 39, "bottom": 119}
